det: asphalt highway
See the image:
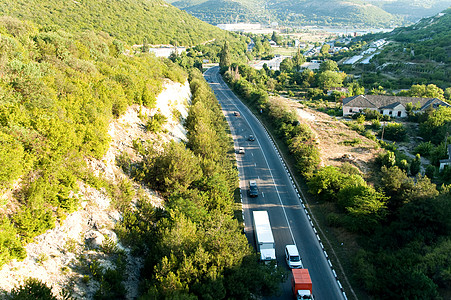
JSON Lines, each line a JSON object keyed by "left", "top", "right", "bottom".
{"left": 204, "top": 66, "right": 346, "bottom": 300}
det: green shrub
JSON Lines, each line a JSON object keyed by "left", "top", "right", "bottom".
{"left": 341, "top": 138, "right": 361, "bottom": 146}
{"left": 381, "top": 123, "right": 407, "bottom": 142}
{"left": 363, "top": 109, "right": 382, "bottom": 120}
{"left": 377, "top": 151, "right": 396, "bottom": 168}
{"left": 0, "top": 218, "right": 26, "bottom": 267}
{"left": 9, "top": 278, "right": 58, "bottom": 300}
{"left": 146, "top": 112, "right": 167, "bottom": 133}
{"left": 410, "top": 154, "right": 421, "bottom": 176}
{"left": 13, "top": 206, "right": 56, "bottom": 242}
{"left": 327, "top": 213, "right": 343, "bottom": 227}
{"left": 356, "top": 114, "right": 365, "bottom": 124}
{"left": 425, "top": 165, "right": 436, "bottom": 179}
{"left": 363, "top": 130, "right": 377, "bottom": 141}
{"left": 371, "top": 119, "right": 381, "bottom": 130}
{"left": 414, "top": 141, "right": 434, "bottom": 157}
{"left": 0, "top": 132, "right": 24, "bottom": 189}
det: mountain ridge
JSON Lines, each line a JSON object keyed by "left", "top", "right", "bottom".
{"left": 0, "top": 0, "right": 225, "bottom": 46}
{"left": 167, "top": 0, "right": 406, "bottom": 26}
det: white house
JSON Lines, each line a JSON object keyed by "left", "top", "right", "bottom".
{"left": 439, "top": 145, "right": 451, "bottom": 170}
{"left": 342, "top": 95, "right": 450, "bottom": 117}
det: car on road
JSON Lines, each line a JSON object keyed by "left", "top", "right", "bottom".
{"left": 233, "top": 111, "right": 240, "bottom": 116}
{"left": 248, "top": 180, "right": 258, "bottom": 197}
{"left": 248, "top": 135, "right": 255, "bottom": 141}
{"left": 238, "top": 147, "right": 245, "bottom": 154}
{"left": 285, "top": 245, "right": 303, "bottom": 269}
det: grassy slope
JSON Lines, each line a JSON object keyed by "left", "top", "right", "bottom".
{"left": 0, "top": 0, "right": 225, "bottom": 46}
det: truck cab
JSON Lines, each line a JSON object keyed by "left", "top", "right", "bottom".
{"left": 285, "top": 245, "right": 303, "bottom": 269}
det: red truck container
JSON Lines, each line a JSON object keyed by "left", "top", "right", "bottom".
{"left": 292, "top": 269, "right": 313, "bottom": 299}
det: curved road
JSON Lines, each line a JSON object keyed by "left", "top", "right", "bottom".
{"left": 204, "top": 66, "right": 346, "bottom": 300}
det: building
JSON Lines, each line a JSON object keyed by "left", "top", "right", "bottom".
{"left": 342, "top": 95, "right": 450, "bottom": 117}
{"left": 439, "top": 145, "right": 451, "bottom": 170}
{"left": 131, "top": 44, "right": 186, "bottom": 58}
{"left": 217, "top": 23, "right": 262, "bottom": 31}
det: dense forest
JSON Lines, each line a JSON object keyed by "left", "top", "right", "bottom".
{"left": 0, "top": 0, "right": 226, "bottom": 46}
{"left": 113, "top": 69, "right": 285, "bottom": 299}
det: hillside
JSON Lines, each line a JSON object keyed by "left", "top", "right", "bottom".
{"left": 0, "top": 13, "right": 185, "bottom": 284}
{"left": 367, "top": 0, "right": 451, "bottom": 22}
{"left": 0, "top": 0, "right": 225, "bottom": 46}
{"left": 167, "top": 0, "right": 405, "bottom": 27}
{"left": 186, "top": 0, "right": 266, "bottom": 24}
{"left": 168, "top": 0, "right": 266, "bottom": 24}
{"left": 271, "top": 0, "right": 404, "bottom": 27}
{"left": 353, "top": 8, "right": 451, "bottom": 88}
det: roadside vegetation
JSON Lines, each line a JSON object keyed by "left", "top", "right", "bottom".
{"left": 217, "top": 36, "right": 451, "bottom": 298}
{"left": 1, "top": 2, "right": 450, "bottom": 299}
{"left": 0, "top": 16, "right": 284, "bottom": 298}
{"left": 115, "top": 69, "right": 285, "bottom": 299}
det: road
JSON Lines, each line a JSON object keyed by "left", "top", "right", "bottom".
{"left": 204, "top": 66, "right": 346, "bottom": 300}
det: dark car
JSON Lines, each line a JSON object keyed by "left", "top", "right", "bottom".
{"left": 248, "top": 135, "right": 255, "bottom": 141}
{"left": 248, "top": 180, "right": 258, "bottom": 197}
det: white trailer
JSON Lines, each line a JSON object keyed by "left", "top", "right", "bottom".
{"left": 252, "top": 211, "right": 276, "bottom": 262}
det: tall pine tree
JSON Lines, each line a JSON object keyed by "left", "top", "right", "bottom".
{"left": 219, "top": 41, "right": 231, "bottom": 68}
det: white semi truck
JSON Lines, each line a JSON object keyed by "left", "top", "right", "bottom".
{"left": 252, "top": 211, "right": 276, "bottom": 262}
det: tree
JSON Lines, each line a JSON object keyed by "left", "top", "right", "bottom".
{"left": 0, "top": 132, "right": 24, "bottom": 189}
{"left": 289, "top": 134, "right": 320, "bottom": 176}
{"left": 145, "top": 141, "right": 203, "bottom": 194}
{"left": 444, "top": 87, "right": 451, "bottom": 101}
{"left": 382, "top": 123, "right": 407, "bottom": 142}
{"left": 316, "top": 70, "right": 346, "bottom": 89}
{"left": 293, "top": 48, "right": 305, "bottom": 72}
{"left": 271, "top": 31, "right": 281, "bottom": 45}
{"left": 279, "top": 58, "right": 293, "bottom": 73}
{"left": 409, "top": 84, "right": 444, "bottom": 99}
{"left": 9, "top": 278, "right": 58, "bottom": 300}
{"left": 320, "top": 44, "right": 330, "bottom": 56}
{"left": 347, "top": 82, "right": 365, "bottom": 96}
{"left": 380, "top": 165, "right": 412, "bottom": 212}
{"left": 308, "top": 166, "right": 345, "bottom": 200}
{"left": 410, "top": 154, "right": 421, "bottom": 176}
{"left": 262, "top": 40, "right": 272, "bottom": 56}
{"left": 219, "top": 41, "right": 231, "bottom": 68}
{"left": 252, "top": 39, "right": 263, "bottom": 57}
{"left": 300, "top": 69, "right": 315, "bottom": 87}
{"left": 419, "top": 106, "right": 451, "bottom": 144}
{"left": 421, "top": 239, "right": 451, "bottom": 288}
{"left": 338, "top": 184, "right": 388, "bottom": 233}
{"left": 319, "top": 60, "right": 339, "bottom": 72}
